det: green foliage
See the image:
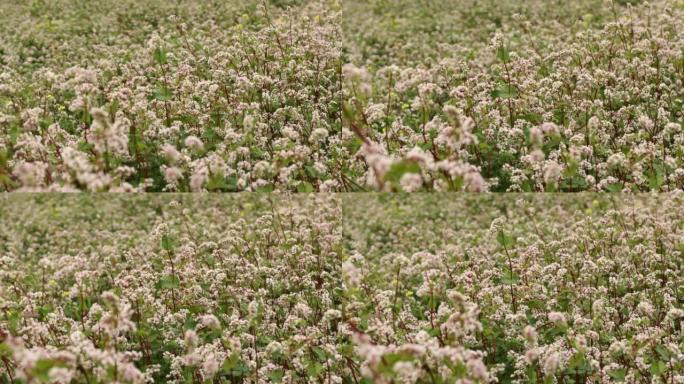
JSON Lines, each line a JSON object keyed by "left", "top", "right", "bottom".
{"left": 384, "top": 160, "right": 421, "bottom": 188}
{"left": 153, "top": 85, "right": 172, "bottom": 101}
{"left": 153, "top": 47, "right": 168, "bottom": 65}
{"left": 156, "top": 275, "right": 180, "bottom": 290}
{"left": 490, "top": 84, "right": 518, "bottom": 99}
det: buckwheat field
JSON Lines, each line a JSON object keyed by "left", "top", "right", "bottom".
{"left": 1, "top": 0, "right": 683, "bottom": 191}
{"left": 1, "top": 195, "right": 684, "bottom": 383}
{"left": 1, "top": 0, "right": 684, "bottom": 384}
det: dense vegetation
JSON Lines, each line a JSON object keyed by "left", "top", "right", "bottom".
{"left": 2, "top": 0, "right": 684, "bottom": 191}
{"left": 1, "top": 194, "right": 683, "bottom": 383}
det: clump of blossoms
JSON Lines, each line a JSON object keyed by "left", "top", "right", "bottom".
{"left": 3, "top": 0, "right": 684, "bottom": 191}
{"left": 2, "top": 194, "right": 684, "bottom": 382}
{"left": 342, "top": 193, "right": 684, "bottom": 382}
{"left": 0, "top": 195, "right": 344, "bottom": 382}
{"left": 342, "top": 259, "right": 491, "bottom": 383}
{"left": 0, "top": 0, "right": 342, "bottom": 192}
{"left": 342, "top": 0, "right": 684, "bottom": 191}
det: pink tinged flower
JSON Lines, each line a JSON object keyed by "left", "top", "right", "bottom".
{"left": 342, "top": 260, "right": 362, "bottom": 287}
{"left": 464, "top": 171, "right": 487, "bottom": 192}
{"left": 163, "top": 166, "right": 184, "bottom": 184}
{"left": 543, "top": 352, "right": 560, "bottom": 375}
{"left": 121, "top": 363, "right": 143, "bottom": 383}
{"left": 548, "top": 312, "right": 566, "bottom": 327}
{"left": 184, "top": 135, "right": 204, "bottom": 150}
{"left": 48, "top": 367, "right": 73, "bottom": 384}
{"left": 466, "top": 358, "right": 488, "bottom": 381}
{"left": 184, "top": 330, "right": 198, "bottom": 351}
{"left": 525, "top": 348, "right": 540, "bottom": 364}
{"left": 202, "top": 354, "right": 220, "bottom": 379}
{"left": 523, "top": 325, "right": 537, "bottom": 344}
{"left": 540, "top": 122, "right": 559, "bottom": 136}
{"left": 198, "top": 314, "right": 221, "bottom": 330}
{"left": 162, "top": 144, "right": 182, "bottom": 164}
{"left": 190, "top": 169, "right": 208, "bottom": 191}
{"left": 543, "top": 161, "right": 562, "bottom": 184}
{"left": 400, "top": 172, "right": 423, "bottom": 192}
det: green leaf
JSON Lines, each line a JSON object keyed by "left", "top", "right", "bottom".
{"left": 307, "top": 361, "right": 324, "bottom": 377}
{"left": 0, "top": 342, "right": 11, "bottom": 357}
{"left": 222, "top": 353, "right": 239, "bottom": 371}
{"left": 384, "top": 160, "right": 421, "bottom": 185}
{"left": 496, "top": 231, "right": 515, "bottom": 248}
{"left": 32, "top": 359, "right": 66, "bottom": 381}
{"left": 9, "top": 125, "right": 21, "bottom": 145}
{"left": 0, "top": 174, "right": 14, "bottom": 190}
{"left": 647, "top": 163, "right": 665, "bottom": 190}
{"left": 567, "top": 352, "right": 588, "bottom": 372}
{"left": 650, "top": 360, "right": 667, "bottom": 376}
{"left": 267, "top": 369, "right": 284, "bottom": 383}
{"left": 156, "top": 275, "right": 180, "bottom": 290}
{"left": 77, "top": 140, "right": 95, "bottom": 153}
{"left": 255, "top": 183, "right": 274, "bottom": 192}
{"left": 223, "top": 353, "right": 249, "bottom": 378}
{"left": 377, "top": 352, "right": 412, "bottom": 375}
{"left": 154, "top": 85, "right": 173, "bottom": 101}
{"left": 161, "top": 234, "right": 174, "bottom": 251}
{"left": 605, "top": 182, "right": 624, "bottom": 193}
{"left": 38, "top": 306, "right": 52, "bottom": 321}
{"left": 203, "top": 126, "right": 220, "bottom": 148}
{"left": 346, "top": 137, "right": 363, "bottom": 155}
{"left": 526, "top": 365, "right": 538, "bottom": 383}
{"left": 608, "top": 368, "right": 626, "bottom": 381}
{"left": 500, "top": 269, "right": 520, "bottom": 285}
{"left": 561, "top": 175, "right": 588, "bottom": 191}
{"left": 206, "top": 174, "right": 226, "bottom": 190}
{"left": 656, "top": 345, "right": 671, "bottom": 360}
{"left": 490, "top": 84, "right": 518, "bottom": 99}
{"left": 563, "top": 160, "right": 578, "bottom": 178}
{"left": 153, "top": 47, "right": 168, "bottom": 65}
{"left": 342, "top": 102, "right": 356, "bottom": 122}
{"left": 305, "top": 165, "right": 319, "bottom": 179}
{"left": 496, "top": 45, "right": 510, "bottom": 62}
{"left": 207, "top": 174, "right": 238, "bottom": 192}
{"left": 312, "top": 346, "right": 328, "bottom": 362}
{"left": 297, "top": 181, "right": 315, "bottom": 193}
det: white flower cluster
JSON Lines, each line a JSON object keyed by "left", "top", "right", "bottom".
{"left": 342, "top": 0, "right": 684, "bottom": 191}
{"left": 343, "top": 194, "right": 684, "bottom": 382}
{"left": 0, "top": 0, "right": 341, "bottom": 192}
{"left": 0, "top": 195, "right": 344, "bottom": 383}
{"left": 1, "top": 194, "right": 684, "bottom": 382}
{"left": 1, "top": 0, "right": 684, "bottom": 191}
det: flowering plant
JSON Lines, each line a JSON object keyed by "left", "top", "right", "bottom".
{"left": 2, "top": 194, "right": 683, "bottom": 383}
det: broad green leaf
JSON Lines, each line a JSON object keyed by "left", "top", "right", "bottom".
{"left": 491, "top": 84, "right": 518, "bottom": 99}
{"left": 384, "top": 160, "right": 421, "bottom": 185}
{"left": 605, "top": 183, "right": 624, "bottom": 193}
{"left": 650, "top": 360, "right": 667, "bottom": 376}
{"left": 161, "top": 234, "right": 174, "bottom": 251}
{"left": 496, "top": 231, "right": 515, "bottom": 248}
{"left": 608, "top": 368, "right": 627, "bottom": 381}
{"left": 156, "top": 275, "right": 180, "bottom": 290}
{"left": 297, "top": 181, "right": 315, "bottom": 193}
{"left": 153, "top": 47, "right": 168, "bottom": 65}
{"left": 154, "top": 85, "right": 172, "bottom": 101}
{"left": 500, "top": 269, "right": 520, "bottom": 285}
{"left": 647, "top": 163, "right": 665, "bottom": 190}
{"left": 497, "top": 45, "right": 510, "bottom": 62}
{"left": 267, "top": 369, "right": 284, "bottom": 383}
